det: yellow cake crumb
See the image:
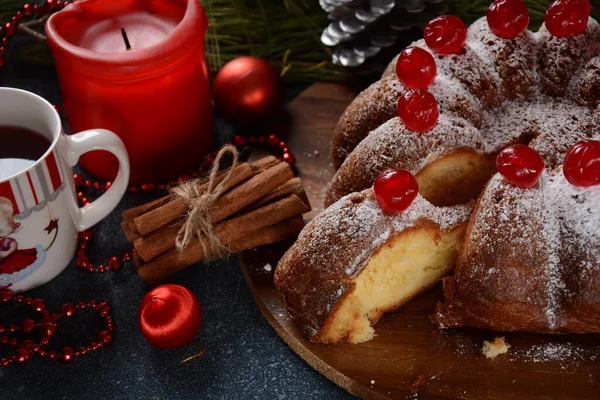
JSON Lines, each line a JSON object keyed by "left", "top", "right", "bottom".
{"left": 482, "top": 337, "right": 510, "bottom": 359}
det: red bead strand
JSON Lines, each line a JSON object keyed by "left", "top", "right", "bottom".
{"left": 0, "top": 289, "right": 113, "bottom": 367}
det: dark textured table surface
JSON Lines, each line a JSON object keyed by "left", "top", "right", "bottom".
{"left": 0, "top": 59, "right": 354, "bottom": 400}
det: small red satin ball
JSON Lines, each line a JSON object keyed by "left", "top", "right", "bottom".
{"left": 374, "top": 170, "right": 419, "bottom": 214}
{"left": 545, "top": 0, "right": 591, "bottom": 37}
{"left": 213, "top": 56, "right": 284, "bottom": 125}
{"left": 424, "top": 15, "right": 468, "bottom": 55}
{"left": 487, "top": 0, "right": 530, "bottom": 39}
{"left": 563, "top": 140, "right": 600, "bottom": 187}
{"left": 395, "top": 47, "right": 437, "bottom": 89}
{"left": 138, "top": 284, "right": 202, "bottom": 349}
{"left": 397, "top": 89, "right": 439, "bottom": 132}
{"left": 496, "top": 144, "right": 545, "bottom": 188}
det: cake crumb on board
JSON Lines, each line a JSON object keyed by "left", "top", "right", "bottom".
{"left": 482, "top": 337, "right": 510, "bottom": 359}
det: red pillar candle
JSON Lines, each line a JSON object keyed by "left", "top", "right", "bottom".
{"left": 46, "top": 0, "right": 213, "bottom": 183}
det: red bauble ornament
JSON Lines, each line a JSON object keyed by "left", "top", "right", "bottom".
{"left": 397, "top": 89, "right": 439, "bottom": 132}
{"left": 138, "top": 284, "right": 203, "bottom": 349}
{"left": 496, "top": 144, "right": 545, "bottom": 188}
{"left": 487, "top": 0, "right": 530, "bottom": 39}
{"left": 374, "top": 170, "right": 419, "bottom": 214}
{"left": 213, "top": 56, "right": 284, "bottom": 125}
{"left": 395, "top": 47, "right": 437, "bottom": 89}
{"left": 424, "top": 15, "right": 468, "bottom": 55}
{"left": 545, "top": 0, "right": 591, "bottom": 37}
{"left": 563, "top": 140, "right": 600, "bottom": 187}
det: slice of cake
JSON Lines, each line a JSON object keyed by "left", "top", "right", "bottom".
{"left": 275, "top": 170, "right": 471, "bottom": 343}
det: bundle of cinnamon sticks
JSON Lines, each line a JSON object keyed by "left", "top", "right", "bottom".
{"left": 121, "top": 156, "right": 310, "bottom": 284}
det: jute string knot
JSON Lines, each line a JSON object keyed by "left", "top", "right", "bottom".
{"left": 171, "top": 145, "right": 239, "bottom": 257}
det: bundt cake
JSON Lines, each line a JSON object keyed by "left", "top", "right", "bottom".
{"left": 327, "top": 13, "right": 600, "bottom": 207}
{"left": 432, "top": 170, "right": 600, "bottom": 333}
{"left": 275, "top": 0, "right": 600, "bottom": 343}
{"left": 274, "top": 184, "right": 471, "bottom": 343}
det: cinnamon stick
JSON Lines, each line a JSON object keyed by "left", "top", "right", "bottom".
{"left": 122, "top": 157, "right": 279, "bottom": 229}
{"left": 211, "top": 162, "right": 294, "bottom": 222}
{"left": 249, "top": 155, "right": 278, "bottom": 172}
{"left": 251, "top": 177, "right": 307, "bottom": 209}
{"left": 136, "top": 216, "right": 305, "bottom": 284}
{"left": 133, "top": 162, "right": 255, "bottom": 235}
{"left": 122, "top": 195, "right": 172, "bottom": 226}
{"left": 121, "top": 220, "right": 140, "bottom": 242}
{"left": 134, "top": 193, "right": 309, "bottom": 262}
{"left": 133, "top": 251, "right": 144, "bottom": 269}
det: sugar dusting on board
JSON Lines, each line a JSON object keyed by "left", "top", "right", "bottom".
{"left": 510, "top": 342, "right": 600, "bottom": 366}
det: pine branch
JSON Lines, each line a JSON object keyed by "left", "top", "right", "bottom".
{"left": 1, "top": 0, "right": 600, "bottom": 82}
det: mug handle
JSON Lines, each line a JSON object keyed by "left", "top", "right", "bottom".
{"left": 58, "top": 129, "right": 130, "bottom": 232}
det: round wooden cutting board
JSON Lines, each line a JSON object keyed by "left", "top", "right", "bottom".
{"left": 239, "top": 83, "right": 600, "bottom": 400}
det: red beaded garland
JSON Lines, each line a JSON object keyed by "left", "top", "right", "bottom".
{"left": 545, "top": 0, "right": 591, "bottom": 38}
{"left": 395, "top": 47, "right": 437, "bottom": 89}
{"left": 496, "top": 144, "right": 545, "bottom": 188}
{"left": 0, "top": 289, "right": 114, "bottom": 368}
{"left": 563, "top": 140, "right": 600, "bottom": 187}
{"left": 397, "top": 89, "right": 439, "bottom": 132}
{"left": 424, "top": 15, "right": 468, "bottom": 55}
{"left": 487, "top": 0, "right": 530, "bottom": 39}
{"left": 0, "top": 0, "right": 297, "bottom": 364}
{"left": 373, "top": 170, "right": 419, "bottom": 214}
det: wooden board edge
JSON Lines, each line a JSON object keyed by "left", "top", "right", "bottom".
{"left": 239, "top": 253, "right": 395, "bottom": 400}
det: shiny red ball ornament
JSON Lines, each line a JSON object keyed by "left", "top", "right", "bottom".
{"left": 374, "top": 170, "right": 419, "bottom": 214}
{"left": 487, "top": 0, "right": 530, "bottom": 39}
{"left": 496, "top": 144, "right": 545, "bottom": 188}
{"left": 138, "top": 284, "right": 202, "bottom": 349}
{"left": 563, "top": 140, "right": 600, "bottom": 187}
{"left": 545, "top": 0, "right": 591, "bottom": 37}
{"left": 395, "top": 47, "right": 437, "bottom": 89}
{"left": 212, "top": 56, "right": 284, "bottom": 125}
{"left": 424, "top": 15, "right": 468, "bottom": 55}
{"left": 397, "top": 89, "right": 439, "bottom": 132}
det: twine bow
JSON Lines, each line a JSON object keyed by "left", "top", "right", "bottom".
{"left": 171, "top": 145, "right": 239, "bottom": 257}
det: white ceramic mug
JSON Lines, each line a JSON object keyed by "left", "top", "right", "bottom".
{"left": 0, "top": 88, "right": 129, "bottom": 292}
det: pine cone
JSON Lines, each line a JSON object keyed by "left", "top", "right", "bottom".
{"left": 320, "top": 0, "right": 447, "bottom": 68}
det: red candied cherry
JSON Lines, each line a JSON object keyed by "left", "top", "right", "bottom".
{"left": 496, "top": 144, "right": 545, "bottom": 188}
{"left": 397, "top": 89, "right": 439, "bottom": 132}
{"left": 487, "top": 0, "right": 530, "bottom": 39}
{"left": 424, "top": 15, "right": 468, "bottom": 55}
{"left": 563, "top": 140, "right": 600, "bottom": 187}
{"left": 374, "top": 169, "right": 419, "bottom": 214}
{"left": 545, "top": 0, "right": 591, "bottom": 38}
{"left": 395, "top": 47, "right": 437, "bottom": 89}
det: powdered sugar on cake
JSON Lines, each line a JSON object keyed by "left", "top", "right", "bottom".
{"left": 303, "top": 190, "right": 471, "bottom": 279}
{"left": 447, "top": 171, "right": 600, "bottom": 330}
{"left": 331, "top": 17, "right": 600, "bottom": 205}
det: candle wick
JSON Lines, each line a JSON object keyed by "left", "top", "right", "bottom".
{"left": 121, "top": 27, "right": 132, "bottom": 51}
